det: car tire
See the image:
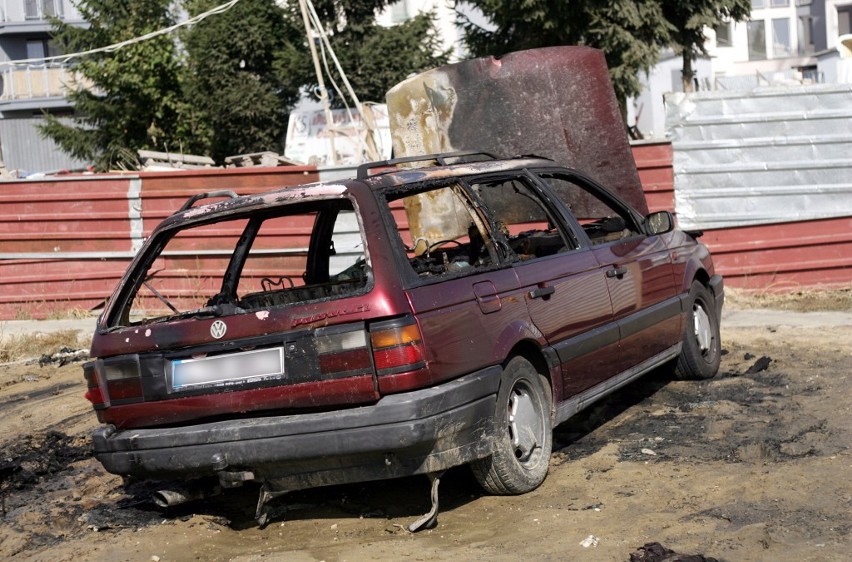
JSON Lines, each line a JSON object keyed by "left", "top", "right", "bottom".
{"left": 674, "top": 281, "right": 721, "bottom": 380}
{"left": 471, "top": 356, "right": 553, "bottom": 495}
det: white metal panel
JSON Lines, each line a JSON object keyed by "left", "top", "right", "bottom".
{"left": 666, "top": 84, "right": 852, "bottom": 229}
{"left": 0, "top": 116, "right": 86, "bottom": 173}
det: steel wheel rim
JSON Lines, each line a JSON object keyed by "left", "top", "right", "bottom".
{"left": 507, "top": 382, "right": 544, "bottom": 467}
{"left": 693, "top": 301, "right": 714, "bottom": 357}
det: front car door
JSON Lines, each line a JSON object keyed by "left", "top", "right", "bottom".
{"left": 465, "top": 173, "right": 620, "bottom": 399}
{"left": 534, "top": 171, "right": 682, "bottom": 376}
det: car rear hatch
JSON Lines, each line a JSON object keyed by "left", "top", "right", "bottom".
{"left": 84, "top": 188, "right": 423, "bottom": 429}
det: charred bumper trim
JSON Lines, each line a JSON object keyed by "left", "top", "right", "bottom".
{"left": 92, "top": 366, "right": 502, "bottom": 487}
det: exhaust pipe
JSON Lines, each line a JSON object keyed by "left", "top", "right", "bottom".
{"left": 152, "top": 484, "right": 221, "bottom": 508}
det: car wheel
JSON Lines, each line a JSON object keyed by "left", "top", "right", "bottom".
{"left": 674, "top": 281, "right": 721, "bottom": 380}
{"left": 472, "top": 356, "right": 552, "bottom": 495}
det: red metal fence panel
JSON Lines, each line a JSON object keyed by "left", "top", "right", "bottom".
{"left": 0, "top": 168, "right": 319, "bottom": 319}
{"left": 0, "top": 149, "right": 849, "bottom": 320}
{"left": 632, "top": 141, "right": 675, "bottom": 214}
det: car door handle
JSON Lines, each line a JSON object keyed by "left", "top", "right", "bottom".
{"left": 606, "top": 266, "right": 628, "bottom": 279}
{"left": 528, "top": 286, "right": 555, "bottom": 299}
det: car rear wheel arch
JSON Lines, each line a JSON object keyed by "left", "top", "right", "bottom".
{"left": 472, "top": 354, "right": 554, "bottom": 495}
{"left": 503, "top": 341, "right": 554, "bottom": 413}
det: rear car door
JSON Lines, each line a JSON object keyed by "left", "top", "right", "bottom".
{"left": 381, "top": 180, "right": 529, "bottom": 387}
{"left": 466, "top": 173, "right": 619, "bottom": 398}
{"left": 535, "top": 171, "right": 681, "bottom": 375}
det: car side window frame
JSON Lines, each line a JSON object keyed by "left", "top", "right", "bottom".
{"left": 530, "top": 168, "right": 648, "bottom": 247}
{"left": 376, "top": 178, "right": 503, "bottom": 288}
{"left": 462, "top": 170, "right": 584, "bottom": 265}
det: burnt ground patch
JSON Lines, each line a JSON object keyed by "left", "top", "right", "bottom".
{"left": 553, "top": 343, "right": 842, "bottom": 466}
{"left": 0, "top": 430, "right": 91, "bottom": 499}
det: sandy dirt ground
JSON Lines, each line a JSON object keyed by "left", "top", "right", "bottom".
{"left": 1, "top": 311, "right": 850, "bottom": 562}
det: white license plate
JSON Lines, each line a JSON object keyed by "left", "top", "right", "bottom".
{"left": 170, "top": 347, "right": 284, "bottom": 390}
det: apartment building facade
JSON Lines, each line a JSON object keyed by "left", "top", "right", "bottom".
{"left": 0, "top": 0, "right": 86, "bottom": 174}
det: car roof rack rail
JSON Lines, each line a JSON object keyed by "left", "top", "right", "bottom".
{"left": 356, "top": 151, "right": 499, "bottom": 180}
{"left": 177, "top": 190, "right": 240, "bottom": 213}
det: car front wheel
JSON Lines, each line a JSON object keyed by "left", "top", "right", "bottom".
{"left": 472, "top": 356, "right": 553, "bottom": 495}
{"left": 675, "top": 280, "right": 721, "bottom": 380}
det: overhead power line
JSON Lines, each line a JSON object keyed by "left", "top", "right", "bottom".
{"left": 0, "top": 0, "right": 241, "bottom": 68}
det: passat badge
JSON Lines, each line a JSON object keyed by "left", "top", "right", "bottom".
{"left": 210, "top": 320, "right": 227, "bottom": 339}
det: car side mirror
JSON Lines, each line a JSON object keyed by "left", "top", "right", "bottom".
{"left": 645, "top": 210, "right": 674, "bottom": 235}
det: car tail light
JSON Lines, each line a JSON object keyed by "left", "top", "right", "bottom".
{"left": 369, "top": 318, "right": 426, "bottom": 375}
{"left": 315, "top": 328, "right": 373, "bottom": 378}
{"left": 83, "top": 361, "right": 106, "bottom": 408}
{"left": 101, "top": 355, "right": 144, "bottom": 402}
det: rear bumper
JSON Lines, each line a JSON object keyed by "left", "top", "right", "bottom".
{"left": 93, "top": 365, "right": 501, "bottom": 489}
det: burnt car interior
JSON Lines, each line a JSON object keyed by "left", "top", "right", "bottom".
{"left": 386, "top": 182, "right": 499, "bottom": 279}
{"left": 538, "top": 173, "right": 641, "bottom": 244}
{"left": 469, "top": 176, "right": 577, "bottom": 260}
{"left": 109, "top": 198, "right": 368, "bottom": 328}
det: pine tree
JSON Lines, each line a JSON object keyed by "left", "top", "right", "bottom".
{"left": 660, "top": 0, "right": 750, "bottom": 92}
{"left": 456, "top": 0, "right": 672, "bottom": 108}
{"left": 277, "top": 0, "right": 451, "bottom": 108}
{"left": 180, "top": 0, "right": 304, "bottom": 163}
{"left": 39, "top": 0, "right": 188, "bottom": 171}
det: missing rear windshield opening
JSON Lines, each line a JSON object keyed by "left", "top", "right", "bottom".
{"left": 109, "top": 198, "right": 369, "bottom": 328}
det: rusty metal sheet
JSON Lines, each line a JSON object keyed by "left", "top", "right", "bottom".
{"left": 0, "top": 167, "right": 322, "bottom": 319}
{"left": 702, "top": 217, "right": 852, "bottom": 290}
{"left": 386, "top": 46, "right": 648, "bottom": 215}
{"left": 631, "top": 141, "right": 674, "bottom": 214}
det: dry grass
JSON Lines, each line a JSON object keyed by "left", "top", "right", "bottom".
{"left": 725, "top": 287, "right": 852, "bottom": 312}
{"left": 0, "top": 329, "right": 90, "bottom": 363}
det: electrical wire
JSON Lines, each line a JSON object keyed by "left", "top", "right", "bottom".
{"left": 0, "top": 0, "right": 241, "bottom": 68}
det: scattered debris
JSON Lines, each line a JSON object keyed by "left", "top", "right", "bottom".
{"left": 641, "top": 448, "right": 657, "bottom": 456}
{"left": 38, "top": 347, "right": 89, "bottom": 367}
{"left": 0, "top": 430, "right": 91, "bottom": 495}
{"left": 629, "top": 541, "right": 719, "bottom": 562}
{"left": 224, "top": 151, "right": 302, "bottom": 168}
{"left": 579, "top": 534, "right": 600, "bottom": 548}
{"left": 745, "top": 356, "right": 772, "bottom": 374}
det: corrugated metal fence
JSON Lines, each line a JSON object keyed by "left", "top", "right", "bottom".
{"left": 0, "top": 117, "right": 87, "bottom": 174}
{"left": 0, "top": 167, "right": 318, "bottom": 319}
{"left": 666, "top": 84, "right": 852, "bottom": 290}
{"left": 0, "top": 139, "right": 848, "bottom": 320}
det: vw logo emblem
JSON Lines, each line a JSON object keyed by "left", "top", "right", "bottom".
{"left": 210, "top": 320, "right": 227, "bottom": 339}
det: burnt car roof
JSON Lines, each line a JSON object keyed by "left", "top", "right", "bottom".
{"left": 159, "top": 154, "right": 560, "bottom": 230}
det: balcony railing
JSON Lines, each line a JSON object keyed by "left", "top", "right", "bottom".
{"left": 0, "top": 64, "right": 86, "bottom": 101}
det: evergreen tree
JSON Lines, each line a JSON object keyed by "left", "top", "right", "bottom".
{"left": 41, "top": 0, "right": 450, "bottom": 168}
{"left": 660, "top": 0, "right": 750, "bottom": 92}
{"left": 39, "top": 0, "right": 188, "bottom": 171}
{"left": 181, "top": 0, "right": 304, "bottom": 163}
{"left": 456, "top": 0, "right": 671, "bottom": 108}
{"left": 277, "top": 0, "right": 451, "bottom": 108}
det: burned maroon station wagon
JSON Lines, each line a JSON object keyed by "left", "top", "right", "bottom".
{"left": 84, "top": 152, "right": 723, "bottom": 529}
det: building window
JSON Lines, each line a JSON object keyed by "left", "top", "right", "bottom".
{"left": 24, "top": 0, "right": 64, "bottom": 20}
{"left": 715, "top": 22, "right": 733, "bottom": 47}
{"left": 770, "top": 0, "right": 789, "bottom": 7}
{"left": 839, "top": 6, "right": 852, "bottom": 36}
{"left": 748, "top": 20, "right": 767, "bottom": 60}
{"left": 25, "top": 39, "right": 60, "bottom": 60}
{"left": 752, "top": 0, "right": 766, "bottom": 9}
{"left": 798, "top": 16, "right": 815, "bottom": 55}
{"left": 772, "top": 18, "right": 792, "bottom": 57}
